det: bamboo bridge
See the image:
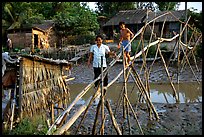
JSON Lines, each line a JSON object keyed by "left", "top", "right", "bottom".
{"left": 2, "top": 10, "right": 202, "bottom": 135}
{"left": 46, "top": 11, "right": 201, "bottom": 135}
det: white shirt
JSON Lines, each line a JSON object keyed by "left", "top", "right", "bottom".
{"left": 90, "top": 44, "right": 110, "bottom": 68}
{"left": 2, "top": 52, "right": 16, "bottom": 77}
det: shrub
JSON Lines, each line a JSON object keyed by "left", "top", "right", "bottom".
{"left": 4, "top": 115, "right": 48, "bottom": 135}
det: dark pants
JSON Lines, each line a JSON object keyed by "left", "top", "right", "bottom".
{"left": 93, "top": 67, "right": 108, "bottom": 88}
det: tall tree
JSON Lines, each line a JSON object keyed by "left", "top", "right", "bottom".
{"left": 155, "top": 2, "right": 180, "bottom": 11}
{"left": 96, "top": 2, "right": 136, "bottom": 18}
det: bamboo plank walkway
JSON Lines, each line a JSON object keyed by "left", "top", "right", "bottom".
{"left": 69, "top": 49, "right": 89, "bottom": 64}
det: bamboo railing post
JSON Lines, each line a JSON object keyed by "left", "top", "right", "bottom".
{"left": 75, "top": 87, "right": 101, "bottom": 134}
{"left": 124, "top": 94, "right": 144, "bottom": 135}
{"left": 18, "top": 58, "right": 23, "bottom": 120}
{"left": 105, "top": 99, "right": 122, "bottom": 135}
{"left": 92, "top": 100, "right": 101, "bottom": 135}
{"left": 51, "top": 102, "right": 55, "bottom": 125}
{"left": 130, "top": 65, "right": 159, "bottom": 120}
{"left": 122, "top": 46, "right": 127, "bottom": 120}
{"left": 100, "top": 56, "right": 105, "bottom": 135}
{"left": 122, "top": 46, "right": 132, "bottom": 134}
{"left": 177, "top": 34, "right": 180, "bottom": 84}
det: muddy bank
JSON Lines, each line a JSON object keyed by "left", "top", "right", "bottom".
{"left": 65, "top": 60, "right": 202, "bottom": 135}
{"left": 66, "top": 102, "right": 202, "bottom": 135}
{"left": 68, "top": 60, "right": 202, "bottom": 84}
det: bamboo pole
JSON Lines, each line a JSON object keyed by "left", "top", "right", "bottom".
{"left": 51, "top": 102, "right": 54, "bottom": 125}
{"left": 122, "top": 46, "right": 132, "bottom": 134}
{"left": 92, "top": 100, "right": 101, "bottom": 135}
{"left": 105, "top": 100, "right": 122, "bottom": 135}
{"left": 75, "top": 87, "right": 101, "bottom": 134}
{"left": 18, "top": 58, "right": 23, "bottom": 120}
{"left": 129, "top": 65, "right": 159, "bottom": 120}
{"left": 124, "top": 94, "right": 144, "bottom": 135}
{"left": 47, "top": 76, "right": 100, "bottom": 135}
{"left": 158, "top": 47, "right": 180, "bottom": 103}
{"left": 100, "top": 56, "right": 105, "bottom": 135}
{"left": 122, "top": 47, "right": 127, "bottom": 120}
{"left": 54, "top": 97, "right": 92, "bottom": 135}
{"left": 100, "top": 114, "right": 107, "bottom": 134}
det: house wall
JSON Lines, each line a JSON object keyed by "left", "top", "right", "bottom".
{"left": 32, "top": 28, "right": 58, "bottom": 49}
{"left": 8, "top": 32, "right": 32, "bottom": 49}
{"left": 32, "top": 29, "right": 46, "bottom": 49}
{"left": 47, "top": 29, "right": 58, "bottom": 48}
{"left": 19, "top": 57, "right": 70, "bottom": 117}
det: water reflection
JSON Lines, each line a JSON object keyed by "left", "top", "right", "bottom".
{"left": 68, "top": 82, "right": 202, "bottom": 105}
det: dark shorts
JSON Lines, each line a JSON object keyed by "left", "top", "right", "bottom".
{"left": 93, "top": 67, "right": 108, "bottom": 88}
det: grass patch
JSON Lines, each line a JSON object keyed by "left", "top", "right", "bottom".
{"left": 3, "top": 114, "right": 48, "bottom": 135}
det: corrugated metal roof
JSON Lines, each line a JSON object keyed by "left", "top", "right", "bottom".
{"left": 103, "top": 10, "right": 186, "bottom": 27}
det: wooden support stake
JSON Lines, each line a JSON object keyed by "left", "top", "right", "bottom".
{"left": 51, "top": 102, "right": 55, "bottom": 125}
{"left": 75, "top": 87, "right": 101, "bottom": 134}
{"left": 54, "top": 97, "right": 92, "bottom": 135}
{"left": 92, "top": 100, "right": 101, "bottom": 135}
{"left": 100, "top": 56, "right": 105, "bottom": 135}
{"left": 105, "top": 100, "right": 122, "bottom": 135}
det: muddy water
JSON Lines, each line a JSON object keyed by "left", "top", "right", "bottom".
{"left": 68, "top": 82, "right": 202, "bottom": 105}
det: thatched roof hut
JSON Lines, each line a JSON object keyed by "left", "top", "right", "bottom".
{"left": 7, "top": 20, "right": 57, "bottom": 50}
{"left": 102, "top": 10, "right": 186, "bottom": 40}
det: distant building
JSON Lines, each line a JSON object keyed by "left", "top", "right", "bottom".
{"left": 7, "top": 20, "right": 57, "bottom": 51}
{"left": 102, "top": 9, "right": 186, "bottom": 40}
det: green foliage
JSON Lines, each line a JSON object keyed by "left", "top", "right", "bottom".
{"left": 160, "top": 44, "right": 168, "bottom": 51}
{"left": 5, "top": 115, "right": 48, "bottom": 135}
{"left": 131, "top": 40, "right": 157, "bottom": 58}
{"left": 96, "top": 2, "right": 136, "bottom": 18}
{"left": 188, "top": 11, "right": 202, "bottom": 33}
{"left": 155, "top": 2, "right": 180, "bottom": 11}
{"left": 66, "top": 34, "right": 95, "bottom": 45}
{"left": 131, "top": 40, "right": 141, "bottom": 55}
{"left": 195, "top": 43, "right": 202, "bottom": 59}
{"left": 53, "top": 2, "right": 99, "bottom": 38}
{"left": 147, "top": 46, "right": 157, "bottom": 58}
{"left": 75, "top": 34, "right": 95, "bottom": 45}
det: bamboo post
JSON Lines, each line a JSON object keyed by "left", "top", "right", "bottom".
{"left": 100, "top": 56, "right": 105, "bottom": 135}
{"left": 92, "top": 100, "right": 101, "bottom": 135}
{"left": 129, "top": 65, "right": 159, "bottom": 120}
{"left": 122, "top": 46, "right": 127, "bottom": 120}
{"left": 105, "top": 99, "right": 122, "bottom": 135}
{"left": 18, "top": 58, "right": 23, "bottom": 120}
{"left": 100, "top": 114, "right": 107, "bottom": 134}
{"left": 124, "top": 94, "right": 144, "bottom": 135}
{"left": 51, "top": 102, "right": 55, "bottom": 125}
{"left": 54, "top": 97, "right": 92, "bottom": 135}
{"left": 75, "top": 87, "right": 101, "bottom": 134}
{"left": 177, "top": 34, "right": 180, "bottom": 84}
